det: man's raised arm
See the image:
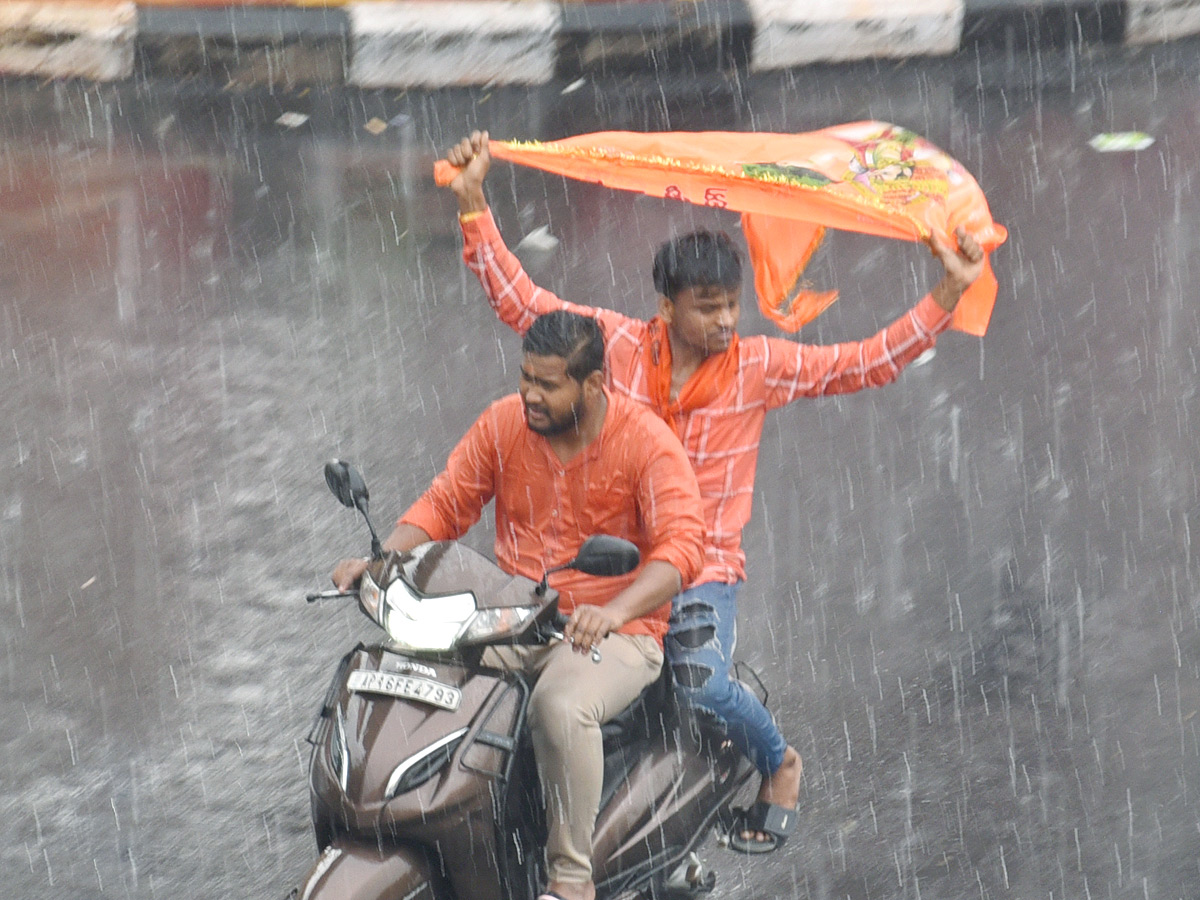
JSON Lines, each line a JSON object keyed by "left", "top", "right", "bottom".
{"left": 442, "top": 131, "right": 629, "bottom": 337}
{"left": 761, "top": 228, "right": 988, "bottom": 409}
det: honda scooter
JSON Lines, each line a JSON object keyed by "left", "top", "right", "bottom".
{"left": 290, "top": 460, "right": 762, "bottom": 900}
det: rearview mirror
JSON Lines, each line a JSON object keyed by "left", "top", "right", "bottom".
{"left": 324, "top": 459, "right": 384, "bottom": 559}
{"left": 325, "top": 459, "right": 369, "bottom": 511}
{"left": 566, "top": 535, "right": 640, "bottom": 577}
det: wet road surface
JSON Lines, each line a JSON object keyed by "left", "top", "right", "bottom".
{"left": 2, "top": 38, "right": 1199, "bottom": 900}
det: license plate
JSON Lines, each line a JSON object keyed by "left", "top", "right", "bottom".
{"left": 347, "top": 670, "right": 462, "bottom": 711}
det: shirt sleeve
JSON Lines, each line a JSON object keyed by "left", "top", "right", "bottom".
{"left": 399, "top": 407, "right": 499, "bottom": 540}
{"left": 634, "top": 416, "right": 706, "bottom": 587}
{"left": 761, "top": 294, "right": 953, "bottom": 410}
{"left": 461, "top": 208, "right": 636, "bottom": 339}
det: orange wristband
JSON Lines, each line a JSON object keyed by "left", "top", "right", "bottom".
{"left": 458, "top": 209, "right": 485, "bottom": 224}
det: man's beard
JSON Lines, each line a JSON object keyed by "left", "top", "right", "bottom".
{"left": 524, "top": 401, "right": 580, "bottom": 436}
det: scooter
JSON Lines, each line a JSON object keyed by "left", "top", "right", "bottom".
{"left": 290, "top": 460, "right": 762, "bottom": 900}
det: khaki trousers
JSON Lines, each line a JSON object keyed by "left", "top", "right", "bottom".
{"left": 483, "top": 633, "right": 662, "bottom": 884}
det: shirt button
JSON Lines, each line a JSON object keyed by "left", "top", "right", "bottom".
{"left": 551, "top": 510, "right": 559, "bottom": 517}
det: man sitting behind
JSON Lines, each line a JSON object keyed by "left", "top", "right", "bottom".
{"left": 333, "top": 310, "right": 705, "bottom": 900}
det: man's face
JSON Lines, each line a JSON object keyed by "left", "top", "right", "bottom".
{"left": 662, "top": 285, "right": 741, "bottom": 358}
{"left": 519, "top": 354, "right": 584, "bottom": 436}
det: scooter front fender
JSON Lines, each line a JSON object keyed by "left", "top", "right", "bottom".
{"left": 295, "top": 841, "right": 442, "bottom": 900}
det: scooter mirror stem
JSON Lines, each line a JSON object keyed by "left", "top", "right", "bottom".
{"left": 537, "top": 560, "right": 571, "bottom": 596}
{"left": 354, "top": 496, "right": 385, "bottom": 560}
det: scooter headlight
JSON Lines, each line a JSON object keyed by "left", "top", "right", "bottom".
{"left": 359, "top": 570, "right": 382, "bottom": 619}
{"left": 460, "top": 606, "right": 537, "bottom": 644}
{"left": 377, "top": 579, "right": 478, "bottom": 652}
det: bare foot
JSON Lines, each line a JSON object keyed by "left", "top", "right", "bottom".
{"left": 543, "top": 880, "right": 595, "bottom": 900}
{"left": 740, "top": 745, "right": 802, "bottom": 845}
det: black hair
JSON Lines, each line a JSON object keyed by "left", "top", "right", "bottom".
{"left": 652, "top": 230, "right": 743, "bottom": 300}
{"left": 522, "top": 310, "right": 605, "bottom": 383}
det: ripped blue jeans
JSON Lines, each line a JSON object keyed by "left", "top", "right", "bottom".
{"left": 665, "top": 580, "right": 788, "bottom": 776}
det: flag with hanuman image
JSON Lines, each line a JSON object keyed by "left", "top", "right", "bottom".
{"left": 434, "top": 121, "right": 1008, "bottom": 336}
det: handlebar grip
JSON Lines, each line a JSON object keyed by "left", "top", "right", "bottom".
{"left": 307, "top": 589, "right": 355, "bottom": 603}
{"left": 545, "top": 628, "right": 602, "bottom": 664}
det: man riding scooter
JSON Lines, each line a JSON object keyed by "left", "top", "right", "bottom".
{"left": 332, "top": 310, "right": 705, "bottom": 900}
{"left": 440, "top": 131, "right": 988, "bottom": 853}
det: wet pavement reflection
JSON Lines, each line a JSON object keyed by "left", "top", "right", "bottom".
{"left": 2, "top": 39, "right": 1199, "bottom": 900}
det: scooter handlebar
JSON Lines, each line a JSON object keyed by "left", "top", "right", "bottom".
{"left": 306, "top": 589, "right": 357, "bottom": 603}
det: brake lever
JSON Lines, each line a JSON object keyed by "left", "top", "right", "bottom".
{"left": 547, "top": 629, "right": 602, "bottom": 664}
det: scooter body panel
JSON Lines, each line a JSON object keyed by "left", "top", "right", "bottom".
{"left": 295, "top": 841, "right": 442, "bottom": 900}
{"left": 309, "top": 644, "right": 531, "bottom": 900}
{"left": 593, "top": 733, "right": 754, "bottom": 894}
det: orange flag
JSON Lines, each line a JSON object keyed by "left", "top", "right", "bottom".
{"left": 435, "top": 123, "right": 1007, "bottom": 336}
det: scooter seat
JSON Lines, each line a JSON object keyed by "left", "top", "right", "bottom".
{"left": 598, "top": 665, "right": 677, "bottom": 809}
{"left": 600, "top": 662, "right": 674, "bottom": 751}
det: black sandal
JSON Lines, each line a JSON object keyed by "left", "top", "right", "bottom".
{"left": 726, "top": 801, "right": 797, "bottom": 854}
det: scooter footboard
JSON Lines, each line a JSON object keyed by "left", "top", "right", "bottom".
{"left": 295, "top": 841, "right": 442, "bottom": 900}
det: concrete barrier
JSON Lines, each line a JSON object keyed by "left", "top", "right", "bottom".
{"left": 748, "top": 0, "right": 962, "bottom": 70}
{"left": 4, "top": 1, "right": 1200, "bottom": 87}
{"left": 1126, "top": 0, "right": 1200, "bottom": 44}
{"left": 0, "top": 1, "right": 135, "bottom": 81}
{"left": 348, "top": 1, "right": 559, "bottom": 88}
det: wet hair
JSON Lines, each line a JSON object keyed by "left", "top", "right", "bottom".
{"left": 652, "top": 230, "right": 743, "bottom": 300}
{"left": 522, "top": 310, "right": 605, "bottom": 383}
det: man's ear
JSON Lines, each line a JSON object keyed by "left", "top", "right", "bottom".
{"left": 657, "top": 294, "right": 674, "bottom": 324}
{"left": 582, "top": 369, "right": 605, "bottom": 399}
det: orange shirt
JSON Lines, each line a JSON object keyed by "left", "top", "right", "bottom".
{"left": 399, "top": 390, "right": 705, "bottom": 645}
{"left": 461, "top": 209, "right": 953, "bottom": 585}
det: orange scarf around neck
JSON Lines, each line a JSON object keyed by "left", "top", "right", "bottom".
{"left": 644, "top": 316, "right": 740, "bottom": 434}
